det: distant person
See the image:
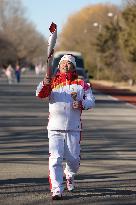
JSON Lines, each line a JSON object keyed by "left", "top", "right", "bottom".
{"left": 35, "top": 63, "right": 42, "bottom": 76}
{"left": 35, "top": 64, "right": 40, "bottom": 76}
{"left": 36, "top": 54, "right": 95, "bottom": 200}
{"left": 5, "top": 64, "right": 15, "bottom": 84}
{"left": 15, "top": 64, "right": 21, "bottom": 83}
{"left": 41, "top": 64, "right": 46, "bottom": 73}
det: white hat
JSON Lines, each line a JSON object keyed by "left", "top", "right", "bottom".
{"left": 59, "top": 54, "right": 76, "bottom": 68}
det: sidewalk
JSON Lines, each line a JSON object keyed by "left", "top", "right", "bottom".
{"left": 92, "top": 80, "right": 136, "bottom": 106}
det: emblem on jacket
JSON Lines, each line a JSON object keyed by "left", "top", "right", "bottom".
{"left": 71, "top": 92, "right": 77, "bottom": 101}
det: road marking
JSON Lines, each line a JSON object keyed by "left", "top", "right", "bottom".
{"left": 108, "top": 95, "right": 136, "bottom": 108}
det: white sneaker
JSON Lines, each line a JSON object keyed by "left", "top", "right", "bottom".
{"left": 52, "top": 190, "right": 62, "bottom": 200}
{"left": 66, "top": 177, "right": 74, "bottom": 191}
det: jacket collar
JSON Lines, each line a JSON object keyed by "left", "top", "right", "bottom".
{"left": 55, "top": 71, "right": 78, "bottom": 81}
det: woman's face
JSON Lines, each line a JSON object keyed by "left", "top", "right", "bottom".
{"left": 59, "top": 60, "right": 75, "bottom": 73}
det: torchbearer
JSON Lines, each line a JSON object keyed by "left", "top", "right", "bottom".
{"left": 36, "top": 30, "right": 95, "bottom": 200}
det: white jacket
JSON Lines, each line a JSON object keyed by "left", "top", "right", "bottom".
{"left": 36, "top": 73, "right": 95, "bottom": 131}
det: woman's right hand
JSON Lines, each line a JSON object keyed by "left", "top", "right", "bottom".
{"left": 44, "top": 75, "right": 51, "bottom": 85}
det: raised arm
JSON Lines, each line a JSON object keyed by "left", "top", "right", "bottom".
{"left": 36, "top": 78, "right": 52, "bottom": 99}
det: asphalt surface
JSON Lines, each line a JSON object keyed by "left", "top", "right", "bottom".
{"left": 0, "top": 72, "right": 136, "bottom": 205}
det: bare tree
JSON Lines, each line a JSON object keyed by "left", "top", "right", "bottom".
{"left": 0, "top": 0, "right": 47, "bottom": 67}
{"left": 122, "top": 0, "right": 136, "bottom": 7}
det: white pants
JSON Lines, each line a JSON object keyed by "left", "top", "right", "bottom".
{"left": 48, "top": 130, "right": 81, "bottom": 193}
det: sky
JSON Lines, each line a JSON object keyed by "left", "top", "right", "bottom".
{"left": 22, "top": 0, "right": 122, "bottom": 38}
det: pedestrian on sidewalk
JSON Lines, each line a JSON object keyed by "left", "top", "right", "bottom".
{"left": 4, "top": 64, "right": 15, "bottom": 84}
{"left": 15, "top": 64, "right": 21, "bottom": 83}
{"left": 36, "top": 54, "right": 95, "bottom": 200}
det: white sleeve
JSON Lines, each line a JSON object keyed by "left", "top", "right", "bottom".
{"left": 82, "top": 88, "right": 95, "bottom": 110}
{"left": 36, "top": 81, "right": 43, "bottom": 96}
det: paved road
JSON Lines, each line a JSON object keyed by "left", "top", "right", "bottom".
{"left": 0, "top": 72, "right": 136, "bottom": 205}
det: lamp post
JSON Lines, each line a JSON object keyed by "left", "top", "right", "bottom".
{"left": 107, "top": 12, "right": 118, "bottom": 26}
{"left": 93, "top": 12, "right": 119, "bottom": 80}
{"left": 93, "top": 22, "right": 102, "bottom": 80}
{"left": 93, "top": 22, "right": 102, "bottom": 33}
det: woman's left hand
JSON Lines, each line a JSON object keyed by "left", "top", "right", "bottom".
{"left": 73, "top": 101, "right": 82, "bottom": 109}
